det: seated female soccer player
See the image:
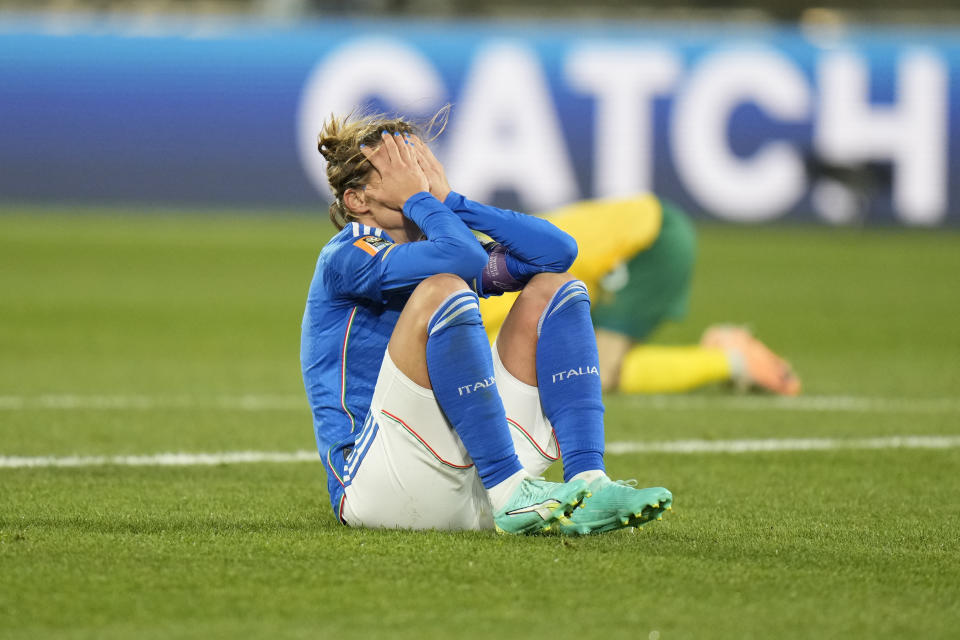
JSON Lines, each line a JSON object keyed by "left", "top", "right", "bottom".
{"left": 300, "top": 112, "right": 671, "bottom": 534}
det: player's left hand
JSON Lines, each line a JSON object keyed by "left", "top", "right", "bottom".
{"left": 408, "top": 135, "right": 451, "bottom": 203}
{"left": 359, "top": 131, "right": 429, "bottom": 210}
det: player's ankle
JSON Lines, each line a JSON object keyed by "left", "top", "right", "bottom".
{"left": 570, "top": 469, "right": 609, "bottom": 489}
{"left": 487, "top": 469, "right": 528, "bottom": 512}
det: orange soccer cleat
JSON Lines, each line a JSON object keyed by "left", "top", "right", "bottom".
{"left": 701, "top": 325, "right": 802, "bottom": 396}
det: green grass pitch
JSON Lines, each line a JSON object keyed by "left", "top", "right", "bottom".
{"left": 1, "top": 209, "right": 959, "bottom": 639}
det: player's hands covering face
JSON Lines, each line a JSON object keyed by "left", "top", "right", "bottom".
{"left": 409, "top": 135, "right": 451, "bottom": 203}
{"left": 360, "top": 132, "right": 430, "bottom": 211}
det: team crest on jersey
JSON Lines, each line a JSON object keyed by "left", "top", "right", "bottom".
{"left": 353, "top": 235, "right": 392, "bottom": 256}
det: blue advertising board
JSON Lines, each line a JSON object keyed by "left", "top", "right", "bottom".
{"left": 1, "top": 16, "right": 958, "bottom": 225}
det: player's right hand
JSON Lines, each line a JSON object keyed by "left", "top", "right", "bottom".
{"left": 409, "top": 135, "right": 451, "bottom": 203}
{"left": 360, "top": 132, "right": 430, "bottom": 211}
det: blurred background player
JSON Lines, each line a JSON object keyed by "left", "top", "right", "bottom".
{"left": 479, "top": 195, "right": 802, "bottom": 396}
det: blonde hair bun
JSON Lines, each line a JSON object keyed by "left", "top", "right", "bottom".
{"left": 315, "top": 106, "right": 449, "bottom": 229}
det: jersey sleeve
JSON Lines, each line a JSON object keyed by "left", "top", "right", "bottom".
{"left": 322, "top": 234, "right": 394, "bottom": 302}
{"left": 324, "top": 192, "right": 489, "bottom": 302}
{"left": 442, "top": 191, "right": 578, "bottom": 282}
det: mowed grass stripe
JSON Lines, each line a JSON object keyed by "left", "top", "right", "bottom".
{"left": 1, "top": 393, "right": 959, "bottom": 414}
{"left": 4, "top": 434, "right": 960, "bottom": 468}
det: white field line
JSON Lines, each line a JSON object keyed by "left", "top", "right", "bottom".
{"left": 624, "top": 394, "right": 960, "bottom": 414}
{"left": 3, "top": 435, "right": 960, "bottom": 469}
{"left": 0, "top": 450, "right": 320, "bottom": 469}
{"left": 0, "top": 393, "right": 959, "bottom": 414}
{"left": 605, "top": 435, "right": 960, "bottom": 455}
{"left": 0, "top": 394, "right": 305, "bottom": 411}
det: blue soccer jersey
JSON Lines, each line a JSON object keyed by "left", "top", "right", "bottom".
{"left": 300, "top": 191, "right": 577, "bottom": 517}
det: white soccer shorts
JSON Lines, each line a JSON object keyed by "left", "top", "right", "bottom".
{"left": 339, "top": 345, "right": 559, "bottom": 531}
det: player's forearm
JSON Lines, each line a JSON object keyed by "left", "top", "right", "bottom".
{"left": 443, "top": 191, "right": 577, "bottom": 272}
{"left": 404, "top": 192, "right": 483, "bottom": 254}
{"left": 382, "top": 192, "right": 488, "bottom": 287}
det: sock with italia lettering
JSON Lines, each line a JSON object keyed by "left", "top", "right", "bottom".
{"left": 535, "top": 280, "right": 606, "bottom": 480}
{"left": 425, "top": 289, "right": 524, "bottom": 491}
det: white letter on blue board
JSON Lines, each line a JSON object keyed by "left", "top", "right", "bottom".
{"left": 566, "top": 46, "right": 681, "bottom": 198}
{"left": 815, "top": 50, "right": 948, "bottom": 226}
{"left": 672, "top": 48, "right": 811, "bottom": 222}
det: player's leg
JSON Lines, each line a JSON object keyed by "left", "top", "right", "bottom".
{"left": 700, "top": 325, "right": 801, "bottom": 395}
{"left": 490, "top": 338, "right": 560, "bottom": 478}
{"left": 339, "top": 351, "right": 493, "bottom": 531}
{"left": 356, "top": 273, "right": 587, "bottom": 533}
{"left": 497, "top": 272, "right": 605, "bottom": 480}
{"left": 495, "top": 272, "right": 672, "bottom": 535}
{"left": 542, "top": 196, "right": 736, "bottom": 392}
{"left": 614, "top": 340, "right": 733, "bottom": 393}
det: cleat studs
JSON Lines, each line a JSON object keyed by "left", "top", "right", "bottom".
{"left": 651, "top": 502, "right": 659, "bottom": 509}
{"left": 620, "top": 516, "right": 629, "bottom": 525}
{"left": 667, "top": 505, "right": 673, "bottom": 511}
{"left": 657, "top": 516, "right": 663, "bottom": 521}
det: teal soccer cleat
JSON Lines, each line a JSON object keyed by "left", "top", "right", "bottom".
{"left": 493, "top": 477, "right": 590, "bottom": 535}
{"left": 556, "top": 479, "right": 673, "bottom": 535}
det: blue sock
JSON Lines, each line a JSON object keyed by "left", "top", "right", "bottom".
{"left": 426, "top": 290, "right": 524, "bottom": 489}
{"left": 535, "top": 280, "right": 606, "bottom": 480}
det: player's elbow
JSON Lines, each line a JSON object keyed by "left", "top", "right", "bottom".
{"left": 552, "top": 231, "right": 579, "bottom": 272}
{"left": 468, "top": 240, "right": 490, "bottom": 269}
{"left": 461, "top": 241, "right": 490, "bottom": 278}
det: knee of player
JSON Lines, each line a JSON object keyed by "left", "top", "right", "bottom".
{"left": 506, "top": 273, "right": 589, "bottom": 334}
{"left": 417, "top": 273, "right": 471, "bottom": 297}
{"left": 408, "top": 273, "right": 474, "bottom": 317}
{"left": 520, "top": 272, "right": 581, "bottom": 307}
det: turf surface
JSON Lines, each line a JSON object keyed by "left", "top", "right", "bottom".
{"left": 2, "top": 210, "right": 959, "bottom": 639}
